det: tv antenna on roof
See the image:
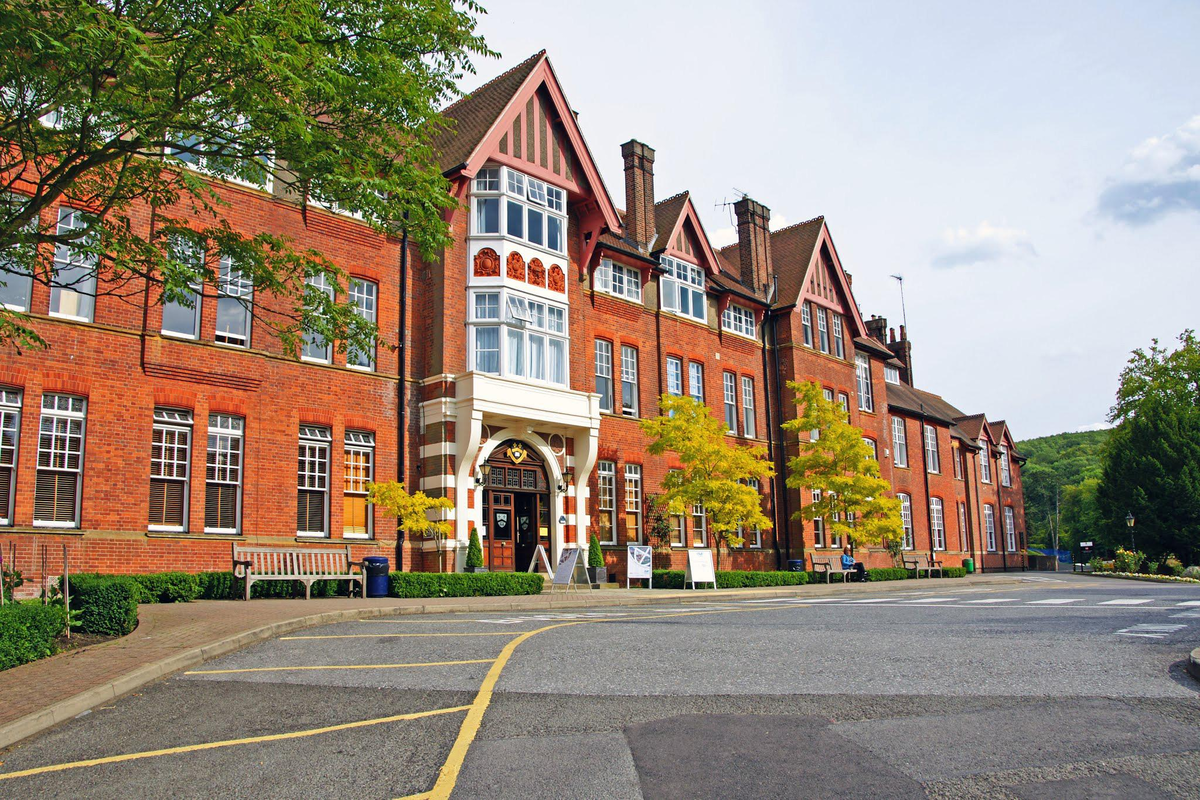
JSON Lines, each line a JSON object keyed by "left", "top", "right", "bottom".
{"left": 890, "top": 273, "right": 908, "bottom": 332}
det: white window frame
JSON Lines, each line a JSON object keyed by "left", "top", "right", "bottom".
{"left": 659, "top": 255, "right": 705, "bottom": 323}
{"left": 953, "top": 446, "right": 964, "bottom": 480}
{"left": 924, "top": 424, "right": 941, "bottom": 474}
{"left": 816, "top": 307, "right": 830, "bottom": 353}
{"left": 470, "top": 165, "right": 566, "bottom": 254}
{"left": 0, "top": 194, "right": 34, "bottom": 312}
{"left": 149, "top": 408, "right": 192, "bottom": 532}
{"left": 979, "top": 441, "right": 992, "bottom": 483}
{"left": 596, "top": 340, "right": 613, "bottom": 413}
{"left": 884, "top": 364, "right": 900, "bottom": 384}
{"left": 723, "top": 371, "right": 737, "bottom": 435}
{"left": 930, "top": 498, "right": 946, "bottom": 551}
{"left": 722, "top": 304, "right": 756, "bottom": 338}
{"left": 167, "top": 115, "right": 275, "bottom": 193}
{"left": 594, "top": 258, "right": 642, "bottom": 303}
{"left": 899, "top": 493, "right": 914, "bottom": 550}
{"left": 347, "top": 278, "right": 378, "bottom": 371}
{"left": 215, "top": 255, "right": 252, "bottom": 348}
{"left": 811, "top": 488, "right": 826, "bottom": 548}
{"left": 33, "top": 394, "right": 86, "bottom": 528}
{"left": 1000, "top": 444, "right": 1012, "bottom": 487}
{"left": 624, "top": 464, "right": 642, "bottom": 544}
{"left": 691, "top": 503, "right": 707, "bottom": 547}
{"left": 205, "top": 414, "right": 244, "bottom": 534}
{"left": 958, "top": 502, "right": 968, "bottom": 551}
{"left": 688, "top": 362, "right": 704, "bottom": 403}
{"left": 741, "top": 376, "right": 756, "bottom": 439}
{"left": 666, "top": 356, "right": 683, "bottom": 397}
{"left": 597, "top": 461, "right": 616, "bottom": 545}
{"left": 467, "top": 288, "right": 568, "bottom": 387}
{"left": 162, "top": 237, "right": 203, "bottom": 339}
{"left": 984, "top": 504, "right": 997, "bottom": 552}
{"left": 620, "top": 345, "right": 639, "bottom": 417}
{"left": 831, "top": 312, "right": 845, "bottom": 358}
{"left": 801, "top": 303, "right": 813, "bottom": 347}
{"left": 343, "top": 430, "right": 375, "bottom": 539}
{"left": 855, "top": 354, "right": 874, "bottom": 412}
{"left": 297, "top": 425, "right": 331, "bottom": 537}
{"left": 892, "top": 417, "right": 908, "bottom": 467}
{"left": 301, "top": 273, "right": 333, "bottom": 363}
{"left": 863, "top": 438, "right": 877, "bottom": 460}
{"left": 49, "top": 207, "right": 97, "bottom": 323}
{"left": 1004, "top": 506, "right": 1016, "bottom": 552}
{"left": 0, "top": 389, "right": 22, "bottom": 525}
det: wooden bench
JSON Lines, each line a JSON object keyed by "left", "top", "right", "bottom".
{"left": 903, "top": 553, "right": 944, "bottom": 578}
{"left": 232, "top": 543, "right": 365, "bottom": 600}
{"left": 811, "top": 555, "right": 851, "bottom": 583}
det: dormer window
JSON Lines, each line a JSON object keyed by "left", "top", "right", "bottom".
{"left": 471, "top": 165, "right": 566, "bottom": 254}
{"left": 722, "top": 304, "right": 756, "bottom": 338}
{"left": 660, "top": 255, "right": 705, "bottom": 323}
{"left": 884, "top": 364, "right": 901, "bottom": 384}
{"left": 594, "top": 258, "right": 642, "bottom": 302}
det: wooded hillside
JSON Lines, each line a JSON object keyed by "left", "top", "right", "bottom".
{"left": 1017, "top": 429, "right": 1109, "bottom": 551}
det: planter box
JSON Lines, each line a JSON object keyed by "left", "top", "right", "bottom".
{"left": 466, "top": 566, "right": 489, "bottom": 574}
{"left": 586, "top": 566, "right": 607, "bottom": 588}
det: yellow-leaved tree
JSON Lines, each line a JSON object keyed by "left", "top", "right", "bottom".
{"left": 782, "top": 381, "right": 903, "bottom": 558}
{"left": 366, "top": 482, "right": 455, "bottom": 571}
{"left": 640, "top": 394, "right": 774, "bottom": 571}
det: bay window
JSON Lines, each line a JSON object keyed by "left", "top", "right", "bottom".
{"left": 660, "top": 255, "right": 705, "bottom": 322}
{"left": 472, "top": 165, "right": 566, "bottom": 254}
{"left": 468, "top": 289, "right": 567, "bottom": 386}
{"left": 722, "top": 304, "right": 755, "bottom": 337}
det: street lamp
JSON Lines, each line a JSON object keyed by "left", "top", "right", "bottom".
{"left": 1125, "top": 511, "right": 1135, "bottom": 550}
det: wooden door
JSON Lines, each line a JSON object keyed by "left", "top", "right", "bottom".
{"left": 488, "top": 492, "right": 514, "bottom": 571}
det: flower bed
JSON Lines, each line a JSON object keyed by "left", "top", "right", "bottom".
{"left": 1089, "top": 571, "right": 1200, "bottom": 585}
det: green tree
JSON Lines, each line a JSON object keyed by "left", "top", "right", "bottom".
{"left": 782, "top": 380, "right": 902, "bottom": 555}
{"left": 366, "top": 481, "right": 455, "bottom": 571}
{"left": 640, "top": 394, "right": 773, "bottom": 571}
{"left": 1016, "top": 429, "right": 1108, "bottom": 549}
{"left": 1096, "top": 331, "right": 1200, "bottom": 565}
{"left": 587, "top": 533, "right": 604, "bottom": 569}
{"left": 0, "top": 0, "right": 491, "bottom": 351}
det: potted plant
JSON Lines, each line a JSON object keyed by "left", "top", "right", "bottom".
{"left": 465, "top": 528, "right": 487, "bottom": 573}
{"left": 587, "top": 533, "right": 606, "bottom": 587}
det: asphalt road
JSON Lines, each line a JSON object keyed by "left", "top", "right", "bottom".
{"left": 2, "top": 574, "right": 1199, "bottom": 799}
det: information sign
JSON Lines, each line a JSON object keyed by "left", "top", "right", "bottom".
{"left": 551, "top": 547, "right": 584, "bottom": 592}
{"left": 627, "top": 545, "right": 653, "bottom": 589}
{"left": 684, "top": 549, "right": 717, "bottom": 589}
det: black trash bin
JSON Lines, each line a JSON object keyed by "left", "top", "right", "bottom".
{"left": 787, "top": 559, "right": 806, "bottom": 572}
{"left": 363, "top": 556, "right": 390, "bottom": 598}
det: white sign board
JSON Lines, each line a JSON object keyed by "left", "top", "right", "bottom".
{"left": 685, "top": 549, "right": 717, "bottom": 589}
{"left": 1080, "top": 541, "right": 1094, "bottom": 548}
{"left": 526, "top": 544, "right": 554, "bottom": 576}
{"left": 627, "top": 545, "right": 653, "bottom": 588}
{"left": 552, "top": 547, "right": 583, "bottom": 591}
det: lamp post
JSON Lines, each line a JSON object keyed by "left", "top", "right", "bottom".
{"left": 1125, "top": 511, "right": 1135, "bottom": 550}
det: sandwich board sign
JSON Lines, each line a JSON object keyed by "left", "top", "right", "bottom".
{"left": 627, "top": 545, "right": 653, "bottom": 589}
{"left": 685, "top": 549, "right": 717, "bottom": 589}
{"left": 551, "top": 547, "right": 585, "bottom": 592}
{"left": 526, "top": 544, "right": 554, "bottom": 576}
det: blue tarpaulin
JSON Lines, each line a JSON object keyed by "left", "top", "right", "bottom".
{"left": 1027, "top": 547, "right": 1073, "bottom": 564}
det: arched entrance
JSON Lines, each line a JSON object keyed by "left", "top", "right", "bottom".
{"left": 481, "top": 440, "right": 551, "bottom": 571}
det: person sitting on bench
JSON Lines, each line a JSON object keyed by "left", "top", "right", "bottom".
{"left": 842, "top": 546, "right": 866, "bottom": 582}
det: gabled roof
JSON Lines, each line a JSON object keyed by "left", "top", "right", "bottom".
{"left": 435, "top": 52, "right": 546, "bottom": 173}
{"left": 887, "top": 383, "right": 979, "bottom": 446}
{"left": 767, "top": 217, "right": 826, "bottom": 304}
{"left": 432, "top": 51, "right": 621, "bottom": 233}
{"left": 653, "top": 191, "right": 689, "bottom": 251}
{"left": 954, "top": 414, "right": 988, "bottom": 442}
{"left": 988, "top": 421, "right": 1009, "bottom": 445}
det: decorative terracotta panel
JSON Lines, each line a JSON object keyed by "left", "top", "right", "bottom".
{"left": 548, "top": 264, "right": 565, "bottom": 293}
{"left": 527, "top": 258, "right": 546, "bottom": 287}
{"left": 506, "top": 251, "right": 526, "bottom": 281}
{"left": 473, "top": 247, "right": 500, "bottom": 278}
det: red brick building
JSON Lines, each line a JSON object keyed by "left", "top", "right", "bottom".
{"left": 0, "top": 51, "right": 1026, "bottom": 589}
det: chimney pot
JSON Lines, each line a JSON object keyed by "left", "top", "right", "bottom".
{"left": 889, "top": 327, "right": 896, "bottom": 343}
{"left": 899, "top": 324, "right": 907, "bottom": 341}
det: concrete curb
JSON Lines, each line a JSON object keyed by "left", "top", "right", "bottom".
{"left": 0, "top": 574, "right": 1029, "bottom": 751}
{"left": 1189, "top": 647, "right": 1200, "bottom": 683}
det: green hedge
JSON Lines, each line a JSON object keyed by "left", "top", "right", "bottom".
{"left": 388, "top": 572, "right": 545, "bottom": 598}
{"left": 866, "top": 567, "right": 909, "bottom": 581}
{"left": 0, "top": 602, "right": 67, "bottom": 671}
{"left": 69, "top": 574, "right": 139, "bottom": 636}
{"left": 128, "top": 572, "right": 200, "bottom": 604}
{"left": 650, "top": 570, "right": 812, "bottom": 589}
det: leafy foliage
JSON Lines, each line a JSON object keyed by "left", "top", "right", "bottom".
{"left": 68, "top": 574, "right": 139, "bottom": 636}
{"left": 0, "top": 0, "right": 492, "bottom": 351}
{"left": 387, "top": 571, "right": 543, "bottom": 598}
{"left": 640, "top": 394, "right": 773, "bottom": 570}
{"left": 128, "top": 571, "right": 200, "bottom": 603}
{"left": 367, "top": 481, "right": 455, "bottom": 569}
{"left": 782, "top": 381, "right": 902, "bottom": 550}
{"left": 650, "top": 570, "right": 810, "bottom": 590}
{"left": 0, "top": 601, "right": 67, "bottom": 671}
{"left": 1016, "top": 429, "right": 1108, "bottom": 551}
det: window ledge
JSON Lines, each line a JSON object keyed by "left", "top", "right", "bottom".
{"left": 6, "top": 525, "right": 85, "bottom": 537}
{"left": 149, "top": 531, "right": 242, "bottom": 541}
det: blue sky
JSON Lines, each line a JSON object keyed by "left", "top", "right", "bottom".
{"left": 467, "top": 0, "right": 1200, "bottom": 439}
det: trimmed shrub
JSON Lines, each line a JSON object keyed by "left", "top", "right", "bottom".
{"left": 0, "top": 602, "right": 67, "bottom": 671}
{"left": 466, "top": 530, "right": 484, "bottom": 570}
{"left": 197, "top": 571, "right": 240, "bottom": 600}
{"left": 866, "top": 567, "right": 909, "bottom": 581}
{"left": 588, "top": 533, "right": 604, "bottom": 568}
{"left": 941, "top": 567, "right": 968, "bottom": 579}
{"left": 388, "top": 572, "right": 544, "bottom": 598}
{"left": 69, "top": 574, "right": 139, "bottom": 636}
{"left": 649, "top": 570, "right": 810, "bottom": 589}
{"left": 129, "top": 572, "right": 200, "bottom": 604}
{"left": 195, "top": 571, "right": 352, "bottom": 600}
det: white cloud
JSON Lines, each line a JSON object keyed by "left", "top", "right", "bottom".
{"left": 1075, "top": 421, "right": 1113, "bottom": 433}
{"left": 931, "top": 221, "right": 1036, "bottom": 269}
{"left": 1097, "top": 114, "right": 1200, "bottom": 225}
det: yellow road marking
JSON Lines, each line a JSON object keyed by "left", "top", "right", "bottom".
{"left": 0, "top": 705, "right": 470, "bottom": 782}
{"left": 281, "top": 632, "right": 516, "bottom": 640}
{"left": 186, "top": 659, "right": 495, "bottom": 675}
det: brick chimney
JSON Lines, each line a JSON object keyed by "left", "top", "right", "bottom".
{"left": 865, "top": 314, "right": 888, "bottom": 345}
{"left": 621, "top": 140, "right": 656, "bottom": 249}
{"left": 734, "top": 196, "right": 772, "bottom": 295}
{"left": 887, "top": 324, "right": 914, "bottom": 386}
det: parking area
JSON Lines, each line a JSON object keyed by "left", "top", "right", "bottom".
{"left": 2, "top": 576, "right": 1199, "bottom": 798}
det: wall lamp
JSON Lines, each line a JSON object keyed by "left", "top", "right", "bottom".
{"left": 475, "top": 462, "right": 492, "bottom": 487}
{"left": 557, "top": 467, "right": 575, "bottom": 493}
